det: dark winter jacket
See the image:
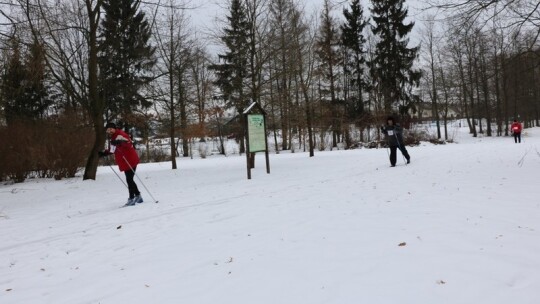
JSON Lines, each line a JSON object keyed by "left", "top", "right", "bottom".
{"left": 382, "top": 124, "right": 405, "bottom": 147}
{"left": 105, "top": 129, "right": 140, "bottom": 172}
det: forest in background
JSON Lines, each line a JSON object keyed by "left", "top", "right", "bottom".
{"left": 0, "top": 0, "right": 539, "bottom": 182}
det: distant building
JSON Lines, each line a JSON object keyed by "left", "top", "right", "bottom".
{"left": 411, "top": 102, "right": 461, "bottom": 121}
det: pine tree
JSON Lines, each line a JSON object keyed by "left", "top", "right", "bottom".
{"left": 24, "top": 39, "right": 52, "bottom": 120}
{"left": 1, "top": 37, "right": 51, "bottom": 125}
{"left": 1, "top": 38, "right": 26, "bottom": 125}
{"left": 211, "top": 0, "right": 250, "bottom": 113}
{"left": 370, "top": 0, "right": 421, "bottom": 116}
{"left": 341, "top": 0, "right": 368, "bottom": 121}
{"left": 210, "top": 0, "right": 250, "bottom": 153}
{"left": 98, "top": 0, "right": 156, "bottom": 122}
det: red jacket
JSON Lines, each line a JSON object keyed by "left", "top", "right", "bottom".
{"left": 511, "top": 122, "right": 522, "bottom": 134}
{"left": 106, "top": 129, "right": 139, "bottom": 172}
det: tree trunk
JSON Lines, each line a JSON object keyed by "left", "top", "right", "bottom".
{"left": 169, "top": 49, "right": 177, "bottom": 168}
{"left": 83, "top": 1, "right": 104, "bottom": 180}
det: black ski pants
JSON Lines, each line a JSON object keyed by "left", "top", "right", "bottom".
{"left": 389, "top": 145, "right": 410, "bottom": 166}
{"left": 513, "top": 132, "right": 521, "bottom": 143}
{"left": 124, "top": 168, "right": 140, "bottom": 199}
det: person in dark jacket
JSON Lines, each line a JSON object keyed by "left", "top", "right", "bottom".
{"left": 381, "top": 117, "right": 410, "bottom": 167}
{"left": 98, "top": 122, "right": 143, "bottom": 206}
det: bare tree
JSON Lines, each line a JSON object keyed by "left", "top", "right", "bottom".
{"left": 315, "top": 0, "right": 342, "bottom": 149}
{"left": 421, "top": 15, "right": 442, "bottom": 139}
{"left": 267, "top": 0, "right": 297, "bottom": 151}
{"left": 435, "top": 41, "right": 456, "bottom": 140}
{"left": 428, "top": 0, "right": 540, "bottom": 50}
{"left": 291, "top": 3, "right": 317, "bottom": 156}
{"left": 190, "top": 41, "right": 213, "bottom": 130}
{"left": 12, "top": 0, "right": 105, "bottom": 179}
{"left": 151, "top": 0, "right": 196, "bottom": 165}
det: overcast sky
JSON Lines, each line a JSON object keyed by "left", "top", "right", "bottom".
{"left": 190, "top": 0, "right": 432, "bottom": 56}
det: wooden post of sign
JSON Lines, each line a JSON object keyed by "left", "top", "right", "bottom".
{"left": 264, "top": 114, "right": 270, "bottom": 174}
{"left": 244, "top": 116, "right": 251, "bottom": 179}
{"left": 243, "top": 102, "right": 270, "bottom": 180}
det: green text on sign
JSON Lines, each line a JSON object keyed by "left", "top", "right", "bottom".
{"left": 247, "top": 114, "right": 266, "bottom": 152}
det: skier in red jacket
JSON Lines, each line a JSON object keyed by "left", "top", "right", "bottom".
{"left": 510, "top": 119, "right": 522, "bottom": 143}
{"left": 99, "top": 122, "right": 143, "bottom": 206}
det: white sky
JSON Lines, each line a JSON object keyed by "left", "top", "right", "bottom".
{"left": 190, "top": 0, "right": 431, "bottom": 55}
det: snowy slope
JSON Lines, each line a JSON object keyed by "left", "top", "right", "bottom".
{"left": 1, "top": 125, "right": 540, "bottom": 304}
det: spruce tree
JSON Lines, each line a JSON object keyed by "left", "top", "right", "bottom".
{"left": 1, "top": 37, "right": 51, "bottom": 125}
{"left": 211, "top": 0, "right": 250, "bottom": 112}
{"left": 341, "top": 0, "right": 368, "bottom": 121}
{"left": 210, "top": 0, "right": 250, "bottom": 153}
{"left": 24, "top": 39, "right": 52, "bottom": 120}
{"left": 1, "top": 38, "right": 26, "bottom": 125}
{"left": 98, "top": 0, "right": 156, "bottom": 122}
{"left": 370, "top": 0, "right": 421, "bottom": 115}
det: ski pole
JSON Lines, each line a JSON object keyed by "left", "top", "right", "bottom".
{"left": 109, "top": 164, "right": 128, "bottom": 189}
{"left": 122, "top": 156, "right": 159, "bottom": 203}
{"left": 381, "top": 126, "right": 391, "bottom": 162}
{"left": 394, "top": 132, "right": 408, "bottom": 165}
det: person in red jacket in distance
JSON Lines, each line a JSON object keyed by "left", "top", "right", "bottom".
{"left": 99, "top": 122, "right": 143, "bottom": 206}
{"left": 510, "top": 119, "right": 522, "bottom": 143}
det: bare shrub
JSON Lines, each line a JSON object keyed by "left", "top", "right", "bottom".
{"left": 403, "top": 129, "right": 422, "bottom": 146}
{"left": 198, "top": 140, "right": 208, "bottom": 159}
{"left": 147, "top": 147, "right": 168, "bottom": 163}
{"left": 43, "top": 114, "right": 93, "bottom": 180}
{"left": 0, "top": 114, "right": 92, "bottom": 182}
{"left": 0, "top": 121, "right": 35, "bottom": 182}
{"left": 406, "top": 126, "right": 454, "bottom": 145}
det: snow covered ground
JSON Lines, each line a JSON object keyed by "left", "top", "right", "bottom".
{"left": 1, "top": 124, "right": 540, "bottom": 304}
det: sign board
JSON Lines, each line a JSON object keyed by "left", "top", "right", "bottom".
{"left": 243, "top": 102, "right": 270, "bottom": 179}
{"left": 247, "top": 114, "right": 266, "bottom": 153}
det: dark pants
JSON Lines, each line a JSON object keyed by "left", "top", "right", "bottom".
{"left": 390, "top": 145, "right": 410, "bottom": 166}
{"left": 124, "top": 169, "right": 140, "bottom": 199}
{"left": 513, "top": 132, "right": 521, "bottom": 143}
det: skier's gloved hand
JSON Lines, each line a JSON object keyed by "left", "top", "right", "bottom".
{"left": 98, "top": 151, "right": 110, "bottom": 158}
{"left": 380, "top": 126, "right": 385, "bottom": 132}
